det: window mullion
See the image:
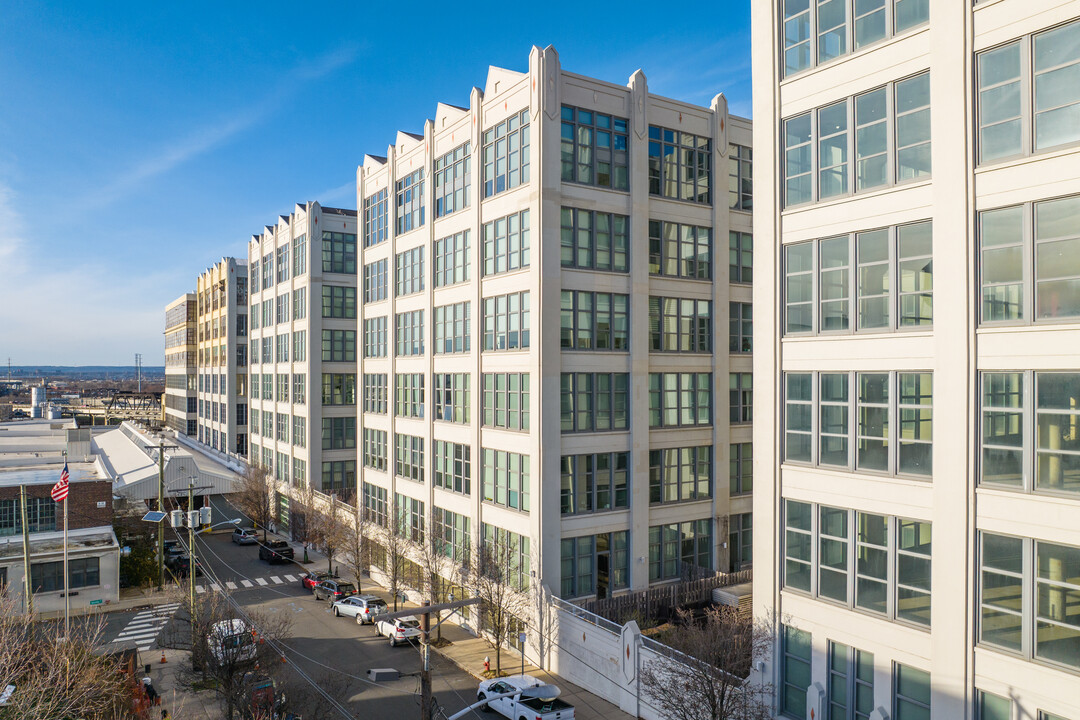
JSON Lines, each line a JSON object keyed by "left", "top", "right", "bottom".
{"left": 1023, "top": 36, "right": 1034, "bottom": 156}
{"left": 811, "top": 500, "right": 820, "bottom": 597}
{"left": 888, "top": 515, "right": 897, "bottom": 620}
{"left": 889, "top": 371, "right": 898, "bottom": 476}
{"left": 848, "top": 508, "right": 857, "bottom": 608}
{"left": 1023, "top": 537, "right": 1033, "bottom": 659}
{"left": 887, "top": 79, "right": 896, "bottom": 187}
{"left": 811, "top": 111, "right": 820, "bottom": 203}
{"left": 891, "top": 225, "right": 899, "bottom": 331}
{"left": 812, "top": 372, "right": 820, "bottom": 466}
{"left": 848, "top": 233, "right": 856, "bottom": 336}
{"left": 1024, "top": 370, "right": 1034, "bottom": 492}
{"left": 813, "top": 240, "right": 821, "bottom": 333}
{"left": 848, "top": 370, "right": 857, "bottom": 471}
{"left": 1025, "top": 202, "right": 1035, "bottom": 327}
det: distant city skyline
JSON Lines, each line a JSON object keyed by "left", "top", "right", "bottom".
{"left": 0, "top": 1, "right": 752, "bottom": 365}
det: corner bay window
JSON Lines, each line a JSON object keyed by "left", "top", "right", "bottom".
{"left": 648, "top": 125, "right": 711, "bottom": 203}
{"left": 563, "top": 373, "right": 629, "bottom": 432}
{"left": 561, "top": 106, "right": 629, "bottom": 190}
{"left": 561, "top": 451, "right": 629, "bottom": 514}
{"left": 649, "top": 446, "right": 711, "bottom": 504}
{"left": 561, "top": 532, "right": 629, "bottom": 599}
{"left": 649, "top": 519, "right": 712, "bottom": 581}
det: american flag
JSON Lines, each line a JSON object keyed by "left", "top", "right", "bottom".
{"left": 51, "top": 462, "right": 69, "bottom": 502}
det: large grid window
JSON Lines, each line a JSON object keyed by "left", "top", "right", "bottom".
{"left": 648, "top": 519, "right": 712, "bottom": 581}
{"left": 980, "top": 371, "right": 1080, "bottom": 496}
{"left": 979, "top": 532, "right": 1080, "bottom": 670}
{"left": 262, "top": 255, "right": 273, "bottom": 290}
{"left": 362, "top": 373, "right": 387, "bottom": 414}
{"left": 561, "top": 291, "right": 629, "bottom": 351}
{"left": 363, "top": 317, "right": 387, "bottom": 358}
{"left": 394, "top": 493, "right": 425, "bottom": 541}
{"left": 482, "top": 209, "right": 530, "bottom": 276}
{"left": 648, "top": 372, "right": 712, "bottom": 428}
{"left": 483, "top": 109, "right": 530, "bottom": 198}
{"left": 435, "top": 141, "right": 470, "bottom": 218}
{"left": 321, "top": 417, "right": 355, "bottom": 450}
{"left": 322, "top": 231, "right": 357, "bottom": 275}
{"left": 729, "top": 143, "right": 752, "bottom": 210}
{"left": 729, "top": 373, "right": 752, "bottom": 424}
{"left": 781, "top": 625, "right": 812, "bottom": 718}
{"left": 481, "top": 524, "right": 529, "bottom": 590}
{"left": 483, "top": 292, "right": 529, "bottom": 351}
{"left": 321, "top": 460, "right": 355, "bottom": 496}
{"left": 482, "top": 373, "right": 530, "bottom": 431}
{"left": 31, "top": 557, "right": 100, "bottom": 593}
{"left": 977, "top": 21, "right": 1080, "bottom": 165}
{"left": 292, "top": 330, "right": 306, "bottom": 362}
{"left": 395, "top": 246, "right": 424, "bottom": 297}
{"left": 321, "top": 373, "right": 356, "bottom": 406}
{"left": 0, "top": 497, "right": 55, "bottom": 535}
{"left": 292, "top": 234, "right": 306, "bottom": 276}
{"left": 275, "top": 373, "right": 289, "bottom": 403}
{"left": 363, "top": 189, "right": 388, "bottom": 247}
{"left": 434, "top": 231, "right": 470, "bottom": 287}
{"left": 434, "top": 301, "right": 470, "bottom": 354}
{"left": 393, "top": 433, "right": 424, "bottom": 483}
{"left": 648, "top": 125, "right": 711, "bottom": 203}
{"left": 784, "top": 371, "right": 932, "bottom": 477}
{"left": 784, "top": 499, "right": 932, "bottom": 628}
{"left": 433, "top": 507, "right": 470, "bottom": 562}
{"left": 561, "top": 532, "right": 629, "bottom": 599}
{"left": 395, "top": 169, "right": 424, "bottom": 233}
{"left": 560, "top": 208, "right": 629, "bottom": 272}
{"left": 322, "top": 329, "right": 356, "bottom": 363}
{"left": 482, "top": 448, "right": 530, "bottom": 513}
{"left": 395, "top": 310, "right": 424, "bottom": 356}
{"left": 730, "top": 232, "right": 756, "bottom": 284}
{"left": 784, "top": 73, "right": 931, "bottom": 207}
{"left": 322, "top": 286, "right": 356, "bottom": 319}
{"left": 730, "top": 302, "right": 753, "bottom": 353}
{"left": 433, "top": 373, "right": 469, "bottom": 424}
{"left": 783, "top": 0, "right": 929, "bottom": 78}
{"left": 563, "top": 373, "right": 630, "bottom": 432}
{"left": 293, "top": 287, "right": 306, "bottom": 320}
{"left": 649, "top": 297, "right": 711, "bottom": 353}
{"left": 561, "top": 452, "right": 630, "bottom": 514}
{"left": 785, "top": 222, "right": 933, "bottom": 334}
{"left": 394, "top": 373, "right": 424, "bottom": 418}
{"left": 729, "top": 513, "right": 753, "bottom": 572}
{"left": 649, "top": 446, "right": 711, "bottom": 504}
{"left": 894, "top": 664, "right": 931, "bottom": 720}
{"left": 434, "top": 440, "right": 470, "bottom": 495}
{"left": 828, "top": 642, "right": 874, "bottom": 720}
{"left": 362, "top": 428, "right": 387, "bottom": 471}
{"left": 980, "top": 195, "right": 1080, "bottom": 324}
{"left": 292, "top": 373, "right": 306, "bottom": 404}
{"left": 561, "top": 106, "right": 629, "bottom": 190}
{"left": 730, "top": 442, "right": 753, "bottom": 495}
{"left": 362, "top": 481, "right": 388, "bottom": 526}
{"left": 649, "top": 220, "right": 712, "bottom": 280}
{"left": 363, "top": 259, "right": 387, "bottom": 303}
{"left": 275, "top": 334, "right": 289, "bottom": 363}
{"left": 276, "top": 293, "right": 289, "bottom": 324}
{"left": 292, "top": 415, "right": 305, "bottom": 448}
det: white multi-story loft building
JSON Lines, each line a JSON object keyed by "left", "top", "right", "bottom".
{"left": 752, "top": 2, "right": 1080, "bottom": 719}
{"left": 247, "top": 202, "right": 359, "bottom": 517}
{"left": 194, "top": 257, "right": 249, "bottom": 460}
{"left": 164, "top": 293, "right": 197, "bottom": 436}
{"left": 356, "top": 45, "right": 753, "bottom": 603}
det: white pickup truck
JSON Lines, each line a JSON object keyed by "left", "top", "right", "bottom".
{"left": 476, "top": 675, "right": 575, "bottom": 720}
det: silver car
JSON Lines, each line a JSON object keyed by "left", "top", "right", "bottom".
{"left": 331, "top": 594, "right": 387, "bottom": 623}
{"left": 231, "top": 527, "right": 258, "bottom": 545}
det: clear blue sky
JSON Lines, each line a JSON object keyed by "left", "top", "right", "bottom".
{"left": 0, "top": 1, "right": 751, "bottom": 366}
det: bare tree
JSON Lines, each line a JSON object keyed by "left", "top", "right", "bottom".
{"left": 168, "top": 589, "right": 294, "bottom": 720}
{"left": 233, "top": 463, "right": 276, "bottom": 543}
{"left": 0, "top": 595, "right": 136, "bottom": 720}
{"left": 639, "top": 606, "right": 774, "bottom": 720}
{"left": 417, "top": 524, "right": 455, "bottom": 643}
{"left": 381, "top": 511, "right": 414, "bottom": 611}
{"left": 342, "top": 499, "right": 371, "bottom": 593}
{"left": 308, "top": 494, "right": 352, "bottom": 576}
{"left": 468, "top": 529, "right": 531, "bottom": 674}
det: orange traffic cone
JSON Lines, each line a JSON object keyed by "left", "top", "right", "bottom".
{"left": 160, "top": 649, "right": 167, "bottom": 664}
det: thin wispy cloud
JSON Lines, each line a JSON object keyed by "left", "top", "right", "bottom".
{"left": 72, "top": 45, "right": 358, "bottom": 213}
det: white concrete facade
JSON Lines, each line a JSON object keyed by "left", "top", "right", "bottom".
{"left": 752, "top": 2, "right": 1080, "bottom": 719}
{"left": 194, "top": 257, "right": 248, "bottom": 460}
{"left": 247, "top": 202, "right": 359, "bottom": 516}
{"left": 356, "top": 45, "right": 753, "bottom": 603}
{"left": 164, "top": 293, "right": 197, "bottom": 436}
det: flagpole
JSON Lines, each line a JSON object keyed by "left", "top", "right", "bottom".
{"left": 63, "top": 495, "right": 69, "bottom": 638}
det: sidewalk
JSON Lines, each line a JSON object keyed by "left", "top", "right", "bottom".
{"left": 280, "top": 530, "right": 633, "bottom": 720}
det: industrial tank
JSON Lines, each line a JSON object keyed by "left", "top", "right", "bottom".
{"left": 46, "top": 406, "right": 62, "bottom": 420}
{"left": 31, "top": 386, "right": 45, "bottom": 407}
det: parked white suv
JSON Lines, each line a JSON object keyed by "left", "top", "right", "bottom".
{"left": 374, "top": 615, "right": 421, "bottom": 646}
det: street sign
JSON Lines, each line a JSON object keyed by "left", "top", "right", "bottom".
{"left": 142, "top": 510, "right": 167, "bottom": 523}
{"left": 89, "top": 599, "right": 103, "bottom": 606}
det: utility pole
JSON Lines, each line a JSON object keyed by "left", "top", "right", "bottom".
{"left": 421, "top": 601, "right": 431, "bottom": 720}
{"left": 149, "top": 441, "right": 180, "bottom": 591}
{"left": 171, "top": 477, "right": 212, "bottom": 658}
{"left": 20, "top": 485, "right": 32, "bottom": 615}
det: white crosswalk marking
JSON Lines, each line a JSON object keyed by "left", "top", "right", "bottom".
{"left": 284, "top": 574, "right": 298, "bottom": 583}
{"left": 225, "top": 581, "right": 238, "bottom": 590}
{"left": 241, "top": 579, "right": 253, "bottom": 588}
{"left": 256, "top": 577, "right": 268, "bottom": 586}
{"left": 196, "top": 585, "right": 205, "bottom": 594}
{"left": 110, "top": 602, "right": 180, "bottom": 652}
{"left": 270, "top": 576, "right": 282, "bottom": 584}
{"left": 210, "top": 583, "right": 221, "bottom": 592}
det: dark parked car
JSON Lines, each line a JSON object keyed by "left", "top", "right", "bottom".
{"left": 165, "top": 553, "right": 203, "bottom": 577}
{"left": 299, "top": 571, "right": 335, "bottom": 591}
{"left": 258, "top": 540, "right": 294, "bottom": 564}
{"left": 312, "top": 579, "right": 357, "bottom": 603}
{"left": 232, "top": 527, "right": 258, "bottom": 545}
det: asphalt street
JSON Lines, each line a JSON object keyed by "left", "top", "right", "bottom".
{"left": 182, "top": 523, "right": 487, "bottom": 720}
